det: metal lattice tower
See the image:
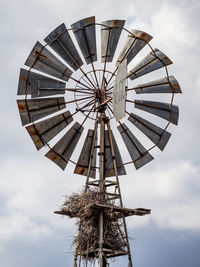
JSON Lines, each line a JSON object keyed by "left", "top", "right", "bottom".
{"left": 17, "top": 17, "right": 181, "bottom": 266}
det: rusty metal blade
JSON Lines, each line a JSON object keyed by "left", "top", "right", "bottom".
{"left": 17, "top": 68, "right": 66, "bottom": 97}
{"left": 134, "top": 76, "right": 182, "bottom": 94}
{"left": 71, "top": 16, "right": 97, "bottom": 64}
{"left": 117, "top": 123, "right": 154, "bottom": 170}
{"left": 74, "top": 129, "right": 97, "bottom": 178}
{"left": 116, "top": 29, "right": 153, "bottom": 66}
{"left": 17, "top": 97, "right": 66, "bottom": 126}
{"left": 128, "top": 113, "right": 171, "bottom": 151}
{"left": 128, "top": 48, "right": 173, "bottom": 80}
{"left": 25, "top": 42, "right": 73, "bottom": 81}
{"left": 26, "top": 111, "right": 73, "bottom": 150}
{"left": 101, "top": 20, "right": 125, "bottom": 63}
{"left": 105, "top": 130, "right": 126, "bottom": 177}
{"left": 45, "top": 122, "right": 84, "bottom": 170}
{"left": 135, "top": 100, "right": 179, "bottom": 125}
{"left": 113, "top": 59, "right": 127, "bottom": 121}
{"left": 44, "top": 23, "right": 83, "bottom": 71}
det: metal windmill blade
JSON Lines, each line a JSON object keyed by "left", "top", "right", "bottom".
{"left": 74, "top": 128, "right": 98, "bottom": 178}
{"left": 116, "top": 29, "right": 153, "bottom": 66}
{"left": 134, "top": 100, "right": 179, "bottom": 125}
{"left": 128, "top": 113, "right": 171, "bottom": 151}
{"left": 44, "top": 23, "right": 83, "bottom": 70}
{"left": 17, "top": 97, "right": 66, "bottom": 126}
{"left": 18, "top": 68, "right": 66, "bottom": 97}
{"left": 71, "top": 16, "right": 97, "bottom": 64}
{"left": 117, "top": 123, "right": 154, "bottom": 169}
{"left": 132, "top": 76, "right": 182, "bottom": 94}
{"left": 45, "top": 122, "right": 84, "bottom": 170}
{"left": 25, "top": 41, "right": 73, "bottom": 81}
{"left": 101, "top": 19, "right": 125, "bottom": 63}
{"left": 128, "top": 48, "right": 173, "bottom": 80}
{"left": 17, "top": 17, "right": 182, "bottom": 267}
{"left": 26, "top": 111, "right": 73, "bottom": 150}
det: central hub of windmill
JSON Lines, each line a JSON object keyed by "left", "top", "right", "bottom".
{"left": 74, "top": 69, "right": 115, "bottom": 118}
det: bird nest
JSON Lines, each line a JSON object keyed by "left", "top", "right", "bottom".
{"left": 62, "top": 190, "right": 126, "bottom": 259}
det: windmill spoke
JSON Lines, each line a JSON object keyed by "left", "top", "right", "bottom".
{"left": 64, "top": 88, "right": 94, "bottom": 95}
{"left": 66, "top": 95, "right": 93, "bottom": 105}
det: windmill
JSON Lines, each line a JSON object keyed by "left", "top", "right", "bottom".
{"left": 17, "top": 17, "right": 181, "bottom": 267}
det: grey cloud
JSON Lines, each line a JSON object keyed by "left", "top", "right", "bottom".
{"left": 0, "top": 0, "right": 200, "bottom": 266}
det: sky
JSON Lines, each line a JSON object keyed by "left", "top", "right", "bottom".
{"left": 0, "top": 0, "right": 200, "bottom": 266}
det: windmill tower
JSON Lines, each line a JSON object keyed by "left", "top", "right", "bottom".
{"left": 17, "top": 17, "right": 181, "bottom": 266}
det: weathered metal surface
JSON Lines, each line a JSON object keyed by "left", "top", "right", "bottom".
{"left": 104, "top": 130, "right": 126, "bottom": 177}
{"left": 135, "top": 100, "right": 179, "bottom": 125}
{"left": 74, "top": 129, "right": 97, "bottom": 178}
{"left": 128, "top": 113, "right": 171, "bottom": 151}
{"left": 44, "top": 23, "right": 83, "bottom": 70}
{"left": 89, "top": 203, "right": 151, "bottom": 217}
{"left": 17, "top": 97, "right": 66, "bottom": 126}
{"left": 55, "top": 203, "right": 151, "bottom": 218}
{"left": 45, "top": 122, "right": 84, "bottom": 170}
{"left": 116, "top": 29, "right": 153, "bottom": 66}
{"left": 71, "top": 16, "right": 97, "bottom": 64}
{"left": 25, "top": 42, "right": 73, "bottom": 81}
{"left": 113, "top": 59, "right": 127, "bottom": 121}
{"left": 26, "top": 111, "right": 73, "bottom": 150}
{"left": 133, "top": 75, "right": 182, "bottom": 94}
{"left": 17, "top": 68, "right": 66, "bottom": 97}
{"left": 117, "top": 123, "right": 154, "bottom": 169}
{"left": 128, "top": 48, "right": 173, "bottom": 80}
{"left": 101, "top": 20, "right": 125, "bottom": 63}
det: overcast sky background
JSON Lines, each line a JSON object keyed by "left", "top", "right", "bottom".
{"left": 0, "top": 0, "right": 200, "bottom": 266}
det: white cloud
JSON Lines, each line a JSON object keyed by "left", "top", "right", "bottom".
{"left": 0, "top": 0, "right": 200, "bottom": 266}
{"left": 124, "top": 161, "right": 200, "bottom": 231}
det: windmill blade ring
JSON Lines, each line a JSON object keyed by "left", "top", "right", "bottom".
{"left": 17, "top": 16, "right": 181, "bottom": 172}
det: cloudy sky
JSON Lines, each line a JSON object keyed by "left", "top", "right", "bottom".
{"left": 0, "top": 0, "right": 200, "bottom": 266}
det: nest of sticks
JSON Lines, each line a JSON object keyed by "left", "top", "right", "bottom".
{"left": 62, "top": 190, "right": 125, "bottom": 259}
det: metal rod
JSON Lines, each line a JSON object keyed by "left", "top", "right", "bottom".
{"left": 106, "top": 120, "right": 133, "bottom": 267}
{"left": 85, "top": 118, "right": 99, "bottom": 192}
{"left": 64, "top": 88, "right": 94, "bottom": 94}
{"left": 98, "top": 64, "right": 106, "bottom": 266}
{"left": 91, "top": 62, "right": 100, "bottom": 89}
{"left": 98, "top": 111, "right": 106, "bottom": 267}
{"left": 101, "top": 28, "right": 111, "bottom": 90}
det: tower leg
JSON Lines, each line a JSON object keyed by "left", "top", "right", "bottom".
{"left": 106, "top": 120, "right": 133, "bottom": 267}
{"left": 99, "top": 113, "right": 106, "bottom": 267}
